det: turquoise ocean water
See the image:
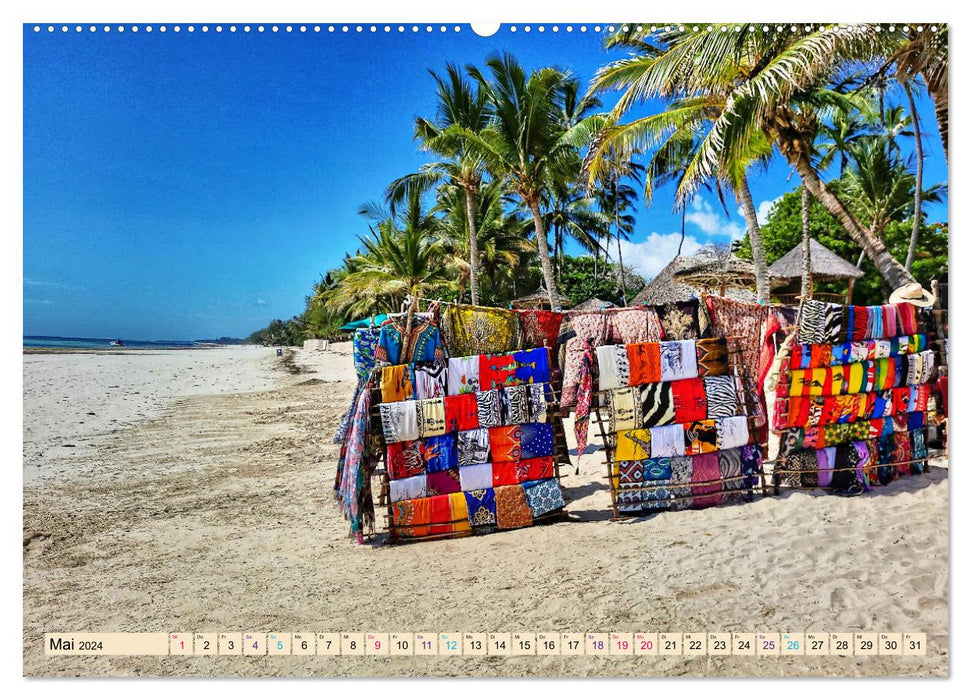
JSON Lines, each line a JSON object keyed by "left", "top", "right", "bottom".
{"left": 24, "top": 336, "right": 201, "bottom": 350}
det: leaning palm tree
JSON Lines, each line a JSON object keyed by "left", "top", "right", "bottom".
{"left": 461, "top": 53, "right": 580, "bottom": 309}
{"left": 386, "top": 64, "right": 491, "bottom": 304}
{"left": 589, "top": 24, "right": 918, "bottom": 288}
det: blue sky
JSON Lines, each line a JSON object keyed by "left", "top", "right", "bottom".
{"left": 23, "top": 23, "right": 948, "bottom": 340}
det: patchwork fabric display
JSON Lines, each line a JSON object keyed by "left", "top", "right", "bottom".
{"left": 656, "top": 299, "right": 705, "bottom": 340}
{"left": 598, "top": 330, "right": 759, "bottom": 516}
{"left": 380, "top": 346, "right": 565, "bottom": 540}
{"left": 772, "top": 300, "right": 935, "bottom": 491}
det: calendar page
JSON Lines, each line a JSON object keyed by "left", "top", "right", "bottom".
{"left": 21, "top": 6, "right": 949, "bottom": 682}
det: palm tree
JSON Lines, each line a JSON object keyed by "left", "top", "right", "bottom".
{"left": 327, "top": 192, "right": 457, "bottom": 343}
{"left": 542, "top": 174, "right": 609, "bottom": 281}
{"left": 588, "top": 24, "right": 917, "bottom": 288}
{"left": 902, "top": 80, "right": 925, "bottom": 272}
{"left": 462, "top": 53, "right": 580, "bottom": 309}
{"left": 841, "top": 135, "right": 945, "bottom": 268}
{"left": 594, "top": 155, "right": 644, "bottom": 303}
{"left": 583, "top": 50, "right": 775, "bottom": 302}
{"left": 385, "top": 64, "right": 491, "bottom": 304}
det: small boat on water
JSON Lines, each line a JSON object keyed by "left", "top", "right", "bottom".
{"left": 109, "top": 339, "right": 125, "bottom": 347}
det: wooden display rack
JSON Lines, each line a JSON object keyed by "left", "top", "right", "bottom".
{"left": 593, "top": 337, "right": 768, "bottom": 521}
{"left": 370, "top": 354, "right": 573, "bottom": 544}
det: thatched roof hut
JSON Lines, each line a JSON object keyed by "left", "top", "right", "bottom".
{"left": 572, "top": 297, "right": 613, "bottom": 311}
{"left": 768, "top": 238, "right": 864, "bottom": 304}
{"left": 630, "top": 246, "right": 761, "bottom": 306}
{"left": 767, "top": 238, "right": 864, "bottom": 281}
{"left": 511, "top": 286, "right": 574, "bottom": 310}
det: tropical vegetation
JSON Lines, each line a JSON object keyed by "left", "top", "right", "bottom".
{"left": 249, "top": 24, "right": 947, "bottom": 343}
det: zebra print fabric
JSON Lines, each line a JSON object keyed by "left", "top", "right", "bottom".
{"left": 639, "top": 382, "right": 675, "bottom": 427}
{"left": 703, "top": 375, "right": 739, "bottom": 419}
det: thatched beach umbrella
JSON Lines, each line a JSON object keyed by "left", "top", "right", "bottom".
{"left": 631, "top": 246, "right": 761, "bottom": 306}
{"left": 512, "top": 286, "right": 574, "bottom": 310}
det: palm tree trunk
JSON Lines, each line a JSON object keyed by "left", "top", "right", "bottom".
{"left": 791, "top": 155, "right": 915, "bottom": 289}
{"left": 904, "top": 82, "right": 924, "bottom": 272}
{"left": 929, "top": 84, "right": 948, "bottom": 166}
{"left": 464, "top": 188, "right": 480, "bottom": 305}
{"left": 527, "top": 197, "right": 560, "bottom": 309}
{"left": 614, "top": 205, "right": 627, "bottom": 305}
{"left": 800, "top": 185, "right": 813, "bottom": 300}
{"left": 736, "top": 175, "right": 771, "bottom": 304}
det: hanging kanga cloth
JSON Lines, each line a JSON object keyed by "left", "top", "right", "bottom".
{"left": 627, "top": 342, "right": 662, "bottom": 385}
{"left": 457, "top": 428, "right": 491, "bottom": 466}
{"left": 442, "top": 304, "right": 520, "bottom": 357}
{"left": 609, "top": 307, "right": 664, "bottom": 344}
{"left": 560, "top": 311, "right": 611, "bottom": 407}
{"left": 381, "top": 364, "right": 414, "bottom": 403}
{"left": 386, "top": 440, "right": 425, "bottom": 480}
{"left": 494, "top": 484, "right": 534, "bottom": 529}
{"left": 605, "top": 386, "right": 640, "bottom": 433}
{"left": 479, "top": 353, "right": 518, "bottom": 390}
{"left": 523, "top": 479, "right": 565, "bottom": 517}
{"left": 596, "top": 344, "right": 630, "bottom": 390}
{"left": 659, "top": 340, "right": 698, "bottom": 381}
{"left": 335, "top": 387, "right": 377, "bottom": 537}
{"left": 513, "top": 347, "right": 551, "bottom": 384}
{"left": 690, "top": 453, "right": 722, "bottom": 508}
{"left": 379, "top": 401, "right": 419, "bottom": 443}
{"left": 656, "top": 299, "right": 703, "bottom": 340}
{"left": 639, "top": 382, "right": 676, "bottom": 427}
{"left": 459, "top": 463, "right": 494, "bottom": 492}
{"left": 515, "top": 309, "right": 564, "bottom": 349}
{"left": 444, "top": 393, "right": 479, "bottom": 433}
{"left": 375, "top": 317, "right": 444, "bottom": 366}
{"left": 573, "top": 341, "right": 594, "bottom": 454}
{"left": 696, "top": 337, "right": 729, "bottom": 378}
{"left": 426, "top": 468, "right": 462, "bottom": 496}
{"left": 390, "top": 475, "right": 428, "bottom": 503}
{"left": 334, "top": 327, "right": 382, "bottom": 444}
{"left": 671, "top": 377, "right": 707, "bottom": 424}
{"left": 464, "top": 488, "right": 498, "bottom": 526}
{"left": 703, "top": 375, "right": 739, "bottom": 418}
{"left": 421, "top": 433, "right": 457, "bottom": 473}
{"left": 446, "top": 355, "right": 479, "bottom": 395}
{"left": 411, "top": 361, "right": 447, "bottom": 399}
{"left": 475, "top": 389, "right": 505, "bottom": 427}
{"left": 705, "top": 295, "right": 768, "bottom": 388}
{"left": 521, "top": 423, "right": 554, "bottom": 459}
{"left": 415, "top": 398, "right": 447, "bottom": 438}
{"left": 649, "top": 424, "right": 687, "bottom": 457}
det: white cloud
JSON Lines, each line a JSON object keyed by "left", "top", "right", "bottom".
{"left": 686, "top": 199, "right": 745, "bottom": 241}
{"left": 24, "top": 299, "right": 53, "bottom": 304}
{"left": 23, "top": 278, "right": 83, "bottom": 290}
{"left": 619, "top": 232, "right": 703, "bottom": 280}
{"left": 256, "top": 299, "right": 268, "bottom": 306}
{"left": 755, "top": 196, "right": 782, "bottom": 226}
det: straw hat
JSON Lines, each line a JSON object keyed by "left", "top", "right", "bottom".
{"left": 889, "top": 282, "right": 936, "bottom": 308}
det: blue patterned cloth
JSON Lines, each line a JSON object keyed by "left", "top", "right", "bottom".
{"left": 522, "top": 478, "right": 565, "bottom": 517}
{"left": 513, "top": 347, "right": 551, "bottom": 384}
{"left": 520, "top": 423, "right": 554, "bottom": 459}
{"left": 353, "top": 327, "right": 380, "bottom": 381}
{"left": 464, "top": 488, "right": 498, "bottom": 526}
{"left": 423, "top": 434, "right": 457, "bottom": 473}
{"left": 642, "top": 457, "right": 673, "bottom": 481}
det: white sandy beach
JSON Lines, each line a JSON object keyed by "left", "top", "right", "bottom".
{"left": 22, "top": 343, "right": 948, "bottom": 677}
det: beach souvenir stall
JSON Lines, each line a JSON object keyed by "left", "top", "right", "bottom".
{"left": 334, "top": 300, "right": 572, "bottom": 543}
{"left": 768, "top": 298, "right": 939, "bottom": 492}
{"left": 587, "top": 335, "right": 765, "bottom": 517}
{"left": 373, "top": 345, "right": 570, "bottom": 541}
